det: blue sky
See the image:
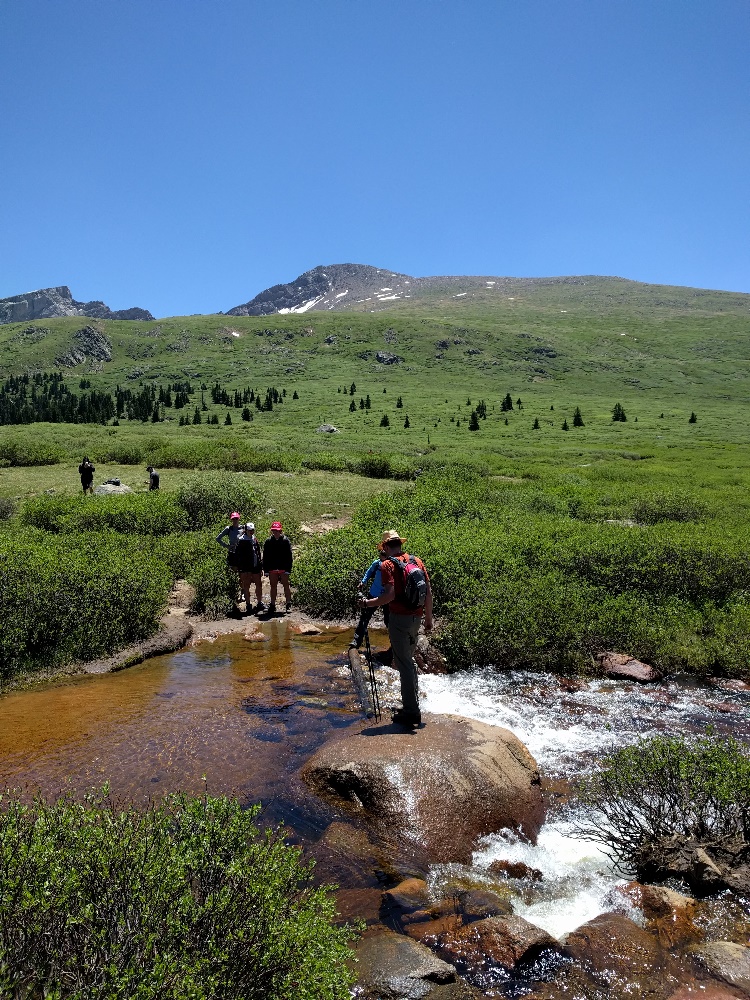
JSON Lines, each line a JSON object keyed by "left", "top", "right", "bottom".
{"left": 1, "top": 0, "right": 748, "bottom": 316}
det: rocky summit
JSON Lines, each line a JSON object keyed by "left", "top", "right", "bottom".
{"left": 0, "top": 286, "right": 153, "bottom": 325}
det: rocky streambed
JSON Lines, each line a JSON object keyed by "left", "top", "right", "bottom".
{"left": 0, "top": 625, "right": 749, "bottom": 998}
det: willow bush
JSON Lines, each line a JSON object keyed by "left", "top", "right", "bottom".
{"left": 0, "top": 789, "right": 357, "bottom": 1000}
{"left": 294, "top": 471, "right": 750, "bottom": 677}
{"left": 579, "top": 734, "right": 750, "bottom": 875}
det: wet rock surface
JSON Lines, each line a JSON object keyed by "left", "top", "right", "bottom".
{"left": 302, "top": 713, "right": 545, "bottom": 864}
{"left": 353, "top": 927, "right": 457, "bottom": 999}
{"left": 689, "top": 943, "right": 750, "bottom": 993}
{"left": 432, "top": 914, "right": 559, "bottom": 975}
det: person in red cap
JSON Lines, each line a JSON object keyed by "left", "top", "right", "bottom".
{"left": 262, "top": 521, "right": 293, "bottom": 613}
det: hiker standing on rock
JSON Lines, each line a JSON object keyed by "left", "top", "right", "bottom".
{"left": 263, "top": 521, "right": 293, "bottom": 614}
{"left": 360, "top": 530, "right": 432, "bottom": 728}
{"left": 234, "top": 523, "right": 264, "bottom": 614}
{"left": 216, "top": 512, "right": 243, "bottom": 582}
{"left": 79, "top": 456, "right": 95, "bottom": 494}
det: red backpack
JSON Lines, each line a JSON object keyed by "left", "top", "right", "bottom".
{"left": 388, "top": 555, "right": 428, "bottom": 610}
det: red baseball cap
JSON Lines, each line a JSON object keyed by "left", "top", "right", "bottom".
{"left": 271, "top": 521, "right": 283, "bottom": 531}
{"left": 230, "top": 512, "right": 241, "bottom": 520}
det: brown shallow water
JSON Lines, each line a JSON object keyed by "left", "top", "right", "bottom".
{"left": 0, "top": 624, "right": 366, "bottom": 840}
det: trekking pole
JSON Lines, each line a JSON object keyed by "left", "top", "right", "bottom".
{"left": 363, "top": 629, "right": 381, "bottom": 722}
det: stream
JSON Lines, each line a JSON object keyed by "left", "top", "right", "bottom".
{"left": 1, "top": 623, "right": 749, "bottom": 995}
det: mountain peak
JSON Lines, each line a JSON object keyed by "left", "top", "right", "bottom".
{"left": 0, "top": 286, "right": 154, "bottom": 325}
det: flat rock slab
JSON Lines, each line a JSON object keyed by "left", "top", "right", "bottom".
{"left": 354, "top": 927, "right": 456, "bottom": 999}
{"left": 302, "top": 713, "right": 544, "bottom": 865}
{"left": 597, "top": 651, "right": 663, "bottom": 682}
{"left": 93, "top": 483, "right": 133, "bottom": 495}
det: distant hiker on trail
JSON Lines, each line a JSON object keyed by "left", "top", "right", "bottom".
{"left": 78, "top": 457, "right": 95, "bottom": 494}
{"left": 146, "top": 466, "right": 160, "bottom": 490}
{"left": 263, "top": 521, "right": 293, "bottom": 614}
{"left": 350, "top": 548, "right": 389, "bottom": 650}
{"left": 235, "top": 522, "right": 264, "bottom": 614}
{"left": 216, "top": 512, "right": 243, "bottom": 581}
{"left": 359, "top": 530, "right": 432, "bottom": 729}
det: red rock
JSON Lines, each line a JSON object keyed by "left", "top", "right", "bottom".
{"left": 488, "top": 859, "right": 543, "bottom": 881}
{"left": 563, "top": 913, "right": 671, "bottom": 980}
{"left": 597, "top": 651, "right": 663, "bottom": 683}
{"left": 406, "top": 912, "right": 465, "bottom": 943}
{"left": 619, "top": 882, "right": 701, "bottom": 949}
{"left": 434, "top": 914, "right": 558, "bottom": 973}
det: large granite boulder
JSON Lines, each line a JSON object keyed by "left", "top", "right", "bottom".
{"left": 688, "top": 943, "right": 750, "bottom": 993}
{"left": 353, "top": 927, "right": 458, "bottom": 999}
{"left": 302, "top": 713, "right": 544, "bottom": 864}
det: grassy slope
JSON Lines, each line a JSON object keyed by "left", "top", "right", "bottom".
{"left": 1, "top": 277, "right": 749, "bottom": 468}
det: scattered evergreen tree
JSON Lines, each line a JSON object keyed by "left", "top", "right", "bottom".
{"left": 380, "top": 414, "right": 390, "bottom": 427}
{"left": 396, "top": 396, "right": 403, "bottom": 408}
{"left": 516, "top": 398, "right": 523, "bottom": 409}
{"left": 573, "top": 407, "right": 584, "bottom": 427}
{"left": 659, "top": 412, "right": 664, "bottom": 418}
{"left": 225, "top": 412, "right": 232, "bottom": 425}
{"left": 241, "top": 407, "right": 252, "bottom": 421}
{"left": 468, "top": 410, "right": 480, "bottom": 431}
{"left": 211, "top": 414, "right": 219, "bottom": 425}
{"left": 193, "top": 408, "right": 202, "bottom": 425}
{"left": 404, "top": 415, "right": 410, "bottom": 428}
{"left": 293, "top": 390, "right": 299, "bottom": 399}
{"left": 456, "top": 419, "right": 461, "bottom": 428}
{"left": 532, "top": 417, "right": 540, "bottom": 429}
{"left": 504, "top": 418, "right": 508, "bottom": 425}
{"left": 359, "top": 398, "right": 365, "bottom": 410}
{"left": 365, "top": 394, "right": 371, "bottom": 409}
{"left": 500, "top": 393, "right": 513, "bottom": 412}
{"left": 350, "top": 383, "right": 356, "bottom": 395}
{"left": 349, "top": 400, "right": 357, "bottom": 412}
{"left": 562, "top": 418, "right": 569, "bottom": 431}
{"left": 476, "top": 400, "right": 487, "bottom": 418}
{"left": 550, "top": 405, "right": 554, "bottom": 411}
{"left": 612, "top": 402, "right": 627, "bottom": 422}
{"left": 689, "top": 411, "right": 697, "bottom": 423}
{"left": 466, "top": 397, "right": 471, "bottom": 406}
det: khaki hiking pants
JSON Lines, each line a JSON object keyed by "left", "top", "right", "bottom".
{"left": 388, "top": 612, "right": 422, "bottom": 716}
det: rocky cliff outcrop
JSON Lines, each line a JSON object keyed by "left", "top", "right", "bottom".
{"left": 0, "top": 286, "right": 153, "bottom": 324}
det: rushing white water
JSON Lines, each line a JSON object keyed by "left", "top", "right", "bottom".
{"left": 419, "top": 667, "right": 750, "bottom": 939}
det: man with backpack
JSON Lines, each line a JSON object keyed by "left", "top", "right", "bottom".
{"left": 359, "top": 529, "right": 432, "bottom": 728}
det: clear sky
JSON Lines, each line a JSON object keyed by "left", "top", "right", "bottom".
{"left": 1, "top": 0, "right": 748, "bottom": 316}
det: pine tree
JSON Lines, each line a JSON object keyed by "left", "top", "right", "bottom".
{"left": 404, "top": 415, "right": 410, "bottom": 428}
{"left": 225, "top": 412, "right": 232, "bottom": 425}
{"left": 359, "top": 398, "right": 365, "bottom": 410}
{"left": 349, "top": 400, "right": 357, "bottom": 412}
{"left": 380, "top": 414, "right": 390, "bottom": 427}
{"left": 573, "top": 407, "right": 584, "bottom": 427}
{"left": 242, "top": 407, "right": 252, "bottom": 421}
{"left": 350, "top": 383, "right": 356, "bottom": 395}
{"left": 689, "top": 412, "right": 697, "bottom": 423}
{"left": 365, "top": 395, "right": 371, "bottom": 409}
{"left": 659, "top": 412, "right": 664, "bottom": 418}
{"left": 504, "top": 418, "right": 508, "bottom": 425}
{"left": 193, "top": 408, "right": 202, "bottom": 425}
{"left": 550, "top": 405, "right": 554, "bottom": 411}
{"left": 612, "top": 403, "right": 627, "bottom": 422}
{"left": 532, "top": 417, "right": 540, "bottom": 429}
{"left": 151, "top": 403, "right": 161, "bottom": 423}
{"left": 516, "top": 398, "right": 522, "bottom": 409}
{"left": 292, "top": 390, "right": 299, "bottom": 400}
{"left": 396, "top": 396, "right": 403, "bottom": 408}
{"left": 562, "top": 418, "right": 569, "bottom": 431}
{"left": 468, "top": 410, "right": 480, "bottom": 431}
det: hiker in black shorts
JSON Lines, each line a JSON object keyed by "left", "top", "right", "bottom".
{"left": 79, "top": 457, "right": 95, "bottom": 494}
{"left": 234, "top": 522, "right": 264, "bottom": 613}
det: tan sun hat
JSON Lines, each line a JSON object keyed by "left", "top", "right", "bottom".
{"left": 379, "top": 529, "right": 406, "bottom": 550}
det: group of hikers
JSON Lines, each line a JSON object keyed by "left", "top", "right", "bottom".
{"left": 216, "top": 514, "right": 293, "bottom": 615}
{"left": 80, "top": 454, "right": 432, "bottom": 729}
{"left": 218, "top": 512, "right": 433, "bottom": 729}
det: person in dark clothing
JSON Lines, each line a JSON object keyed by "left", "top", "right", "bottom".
{"left": 234, "top": 523, "right": 264, "bottom": 613}
{"left": 146, "top": 466, "right": 160, "bottom": 490}
{"left": 79, "top": 457, "right": 95, "bottom": 494}
{"left": 262, "top": 521, "right": 293, "bottom": 614}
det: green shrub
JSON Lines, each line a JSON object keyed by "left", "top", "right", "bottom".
{"left": 176, "top": 472, "right": 264, "bottom": 529}
{"left": 0, "top": 530, "right": 170, "bottom": 680}
{"left": 0, "top": 789, "right": 356, "bottom": 1000}
{"left": 188, "top": 550, "right": 241, "bottom": 617}
{"left": 94, "top": 441, "right": 145, "bottom": 464}
{"left": 0, "top": 438, "right": 65, "bottom": 466}
{"left": 632, "top": 490, "right": 709, "bottom": 524}
{"left": 20, "top": 492, "right": 188, "bottom": 535}
{"left": 0, "top": 498, "right": 15, "bottom": 521}
{"left": 579, "top": 733, "right": 750, "bottom": 874}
